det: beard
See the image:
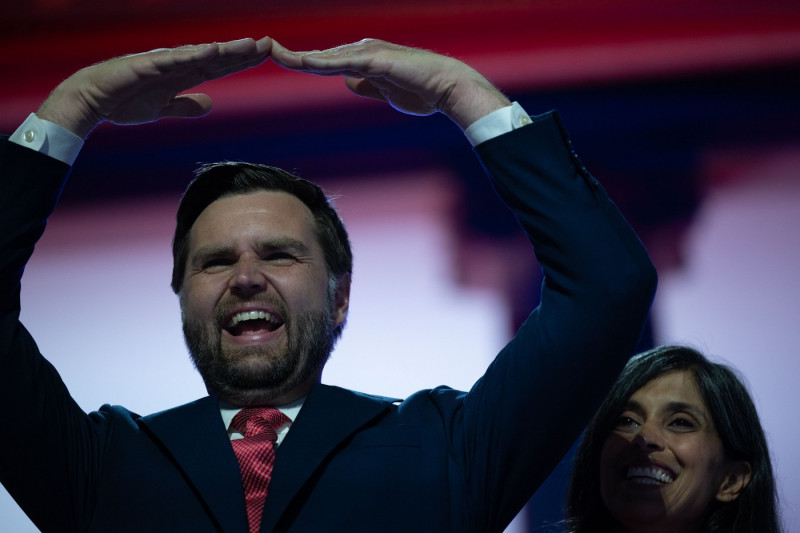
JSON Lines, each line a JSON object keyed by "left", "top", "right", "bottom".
{"left": 182, "top": 298, "right": 336, "bottom": 406}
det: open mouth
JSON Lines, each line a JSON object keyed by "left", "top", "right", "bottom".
{"left": 625, "top": 465, "right": 675, "bottom": 485}
{"left": 225, "top": 310, "right": 284, "bottom": 337}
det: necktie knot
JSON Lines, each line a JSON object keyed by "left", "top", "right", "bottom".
{"left": 232, "top": 407, "right": 289, "bottom": 440}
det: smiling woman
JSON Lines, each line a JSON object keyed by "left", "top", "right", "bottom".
{"left": 565, "top": 345, "right": 781, "bottom": 533}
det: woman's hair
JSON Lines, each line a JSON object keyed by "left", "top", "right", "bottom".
{"left": 170, "top": 161, "right": 352, "bottom": 295}
{"left": 565, "top": 345, "right": 780, "bottom": 532}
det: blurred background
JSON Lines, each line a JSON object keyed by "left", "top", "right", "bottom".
{"left": 3, "top": 1, "right": 799, "bottom": 531}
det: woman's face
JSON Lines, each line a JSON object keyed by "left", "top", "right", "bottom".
{"left": 599, "top": 369, "right": 746, "bottom": 532}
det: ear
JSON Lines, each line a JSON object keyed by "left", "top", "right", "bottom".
{"left": 332, "top": 273, "right": 351, "bottom": 328}
{"left": 716, "top": 461, "right": 752, "bottom": 502}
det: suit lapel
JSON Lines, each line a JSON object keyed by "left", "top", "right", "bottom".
{"left": 138, "top": 395, "right": 248, "bottom": 533}
{"left": 260, "top": 384, "right": 396, "bottom": 532}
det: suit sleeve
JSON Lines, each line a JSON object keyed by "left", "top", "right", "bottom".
{"left": 0, "top": 137, "right": 100, "bottom": 531}
{"left": 453, "top": 112, "right": 657, "bottom": 530}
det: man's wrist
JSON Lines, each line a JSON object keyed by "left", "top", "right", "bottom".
{"left": 35, "top": 75, "right": 102, "bottom": 139}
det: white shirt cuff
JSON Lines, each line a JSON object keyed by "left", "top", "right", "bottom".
{"left": 9, "top": 113, "right": 84, "bottom": 166}
{"left": 464, "top": 102, "right": 533, "bottom": 147}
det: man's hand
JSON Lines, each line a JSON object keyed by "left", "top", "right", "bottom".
{"left": 270, "top": 39, "right": 510, "bottom": 130}
{"left": 37, "top": 37, "right": 272, "bottom": 138}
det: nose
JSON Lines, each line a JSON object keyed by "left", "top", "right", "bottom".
{"left": 229, "top": 258, "right": 267, "bottom": 297}
{"left": 631, "top": 422, "right": 664, "bottom": 451}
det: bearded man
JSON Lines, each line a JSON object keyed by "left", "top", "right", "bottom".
{"left": 0, "top": 36, "right": 656, "bottom": 532}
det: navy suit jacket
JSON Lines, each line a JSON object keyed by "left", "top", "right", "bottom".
{"left": 0, "top": 112, "right": 656, "bottom": 532}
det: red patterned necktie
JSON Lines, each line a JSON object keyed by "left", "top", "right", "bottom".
{"left": 231, "top": 407, "right": 290, "bottom": 533}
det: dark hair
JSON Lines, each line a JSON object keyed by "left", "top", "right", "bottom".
{"left": 171, "top": 161, "right": 352, "bottom": 294}
{"left": 565, "top": 345, "right": 780, "bottom": 533}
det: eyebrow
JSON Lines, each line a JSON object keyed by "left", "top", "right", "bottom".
{"left": 190, "top": 237, "right": 312, "bottom": 264}
{"left": 257, "top": 237, "right": 312, "bottom": 255}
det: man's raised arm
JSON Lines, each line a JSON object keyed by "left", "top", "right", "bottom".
{"left": 270, "top": 37, "right": 657, "bottom": 531}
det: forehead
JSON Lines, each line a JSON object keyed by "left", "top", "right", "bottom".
{"left": 631, "top": 369, "right": 706, "bottom": 407}
{"left": 189, "top": 190, "right": 317, "bottom": 247}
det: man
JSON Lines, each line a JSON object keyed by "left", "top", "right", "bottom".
{"left": 0, "top": 36, "right": 656, "bottom": 532}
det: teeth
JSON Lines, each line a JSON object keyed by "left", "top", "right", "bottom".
{"left": 626, "top": 466, "right": 675, "bottom": 484}
{"left": 230, "top": 310, "right": 274, "bottom": 327}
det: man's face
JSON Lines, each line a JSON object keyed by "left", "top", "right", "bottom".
{"left": 179, "top": 190, "right": 349, "bottom": 406}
